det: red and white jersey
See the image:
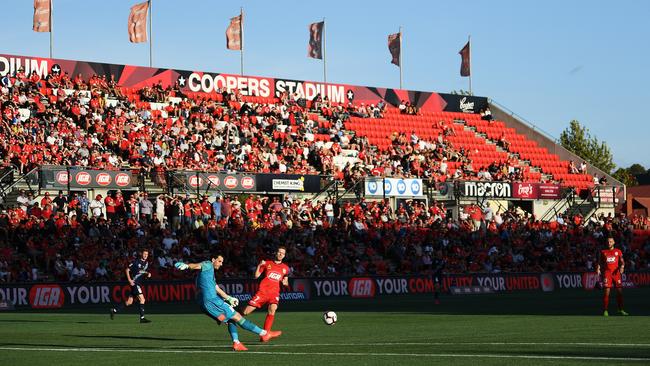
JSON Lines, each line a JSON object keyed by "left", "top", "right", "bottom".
{"left": 600, "top": 248, "right": 623, "bottom": 272}
{"left": 258, "top": 260, "right": 289, "bottom": 294}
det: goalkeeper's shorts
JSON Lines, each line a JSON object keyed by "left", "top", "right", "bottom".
{"left": 201, "top": 298, "right": 236, "bottom": 323}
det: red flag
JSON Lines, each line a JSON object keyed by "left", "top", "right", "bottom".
{"left": 459, "top": 41, "right": 471, "bottom": 77}
{"left": 388, "top": 33, "right": 401, "bottom": 66}
{"left": 33, "top": 0, "right": 51, "bottom": 33}
{"left": 307, "top": 22, "right": 324, "bottom": 59}
{"left": 226, "top": 15, "right": 243, "bottom": 50}
{"left": 128, "top": 1, "right": 149, "bottom": 43}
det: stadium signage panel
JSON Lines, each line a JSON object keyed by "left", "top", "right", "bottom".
{"left": 179, "top": 172, "right": 257, "bottom": 192}
{"left": 42, "top": 168, "right": 134, "bottom": 189}
{"left": 0, "top": 53, "right": 490, "bottom": 113}
{"left": 255, "top": 174, "right": 321, "bottom": 193}
{"left": 365, "top": 178, "right": 424, "bottom": 197}
{"left": 511, "top": 183, "right": 562, "bottom": 199}
{"left": 462, "top": 181, "right": 512, "bottom": 198}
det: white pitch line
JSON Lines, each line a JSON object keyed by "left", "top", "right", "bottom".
{"left": 0, "top": 346, "right": 649, "bottom": 362}
{"left": 163, "top": 341, "right": 650, "bottom": 348}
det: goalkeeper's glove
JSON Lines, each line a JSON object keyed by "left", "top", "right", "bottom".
{"left": 175, "top": 262, "right": 189, "bottom": 271}
{"left": 225, "top": 295, "right": 239, "bottom": 307}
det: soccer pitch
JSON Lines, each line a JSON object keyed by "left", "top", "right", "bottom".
{"left": 1, "top": 289, "right": 650, "bottom": 365}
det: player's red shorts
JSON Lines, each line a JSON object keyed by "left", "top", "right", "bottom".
{"left": 602, "top": 271, "right": 622, "bottom": 288}
{"left": 248, "top": 290, "right": 280, "bottom": 308}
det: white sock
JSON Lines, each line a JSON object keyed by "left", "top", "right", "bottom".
{"left": 260, "top": 330, "right": 267, "bottom": 336}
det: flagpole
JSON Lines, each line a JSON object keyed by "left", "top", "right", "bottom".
{"left": 49, "top": 0, "right": 53, "bottom": 58}
{"left": 323, "top": 18, "right": 327, "bottom": 85}
{"left": 148, "top": 0, "right": 153, "bottom": 67}
{"left": 240, "top": 7, "right": 244, "bottom": 75}
{"left": 468, "top": 35, "right": 472, "bottom": 95}
{"left": 399, "top": 26, "right": 403, "bottom": 89}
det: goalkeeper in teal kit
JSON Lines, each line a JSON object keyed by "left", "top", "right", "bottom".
{"left": 175, "top": 254, "right": 281, "bottom": 351}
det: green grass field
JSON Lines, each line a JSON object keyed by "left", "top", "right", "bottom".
{"left": 1, "top": 289, "right": 650, "bottom": 365}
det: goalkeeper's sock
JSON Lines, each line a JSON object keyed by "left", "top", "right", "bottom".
{"left": 263, "top": 314, "right": 275, "bottom": 331}
{"left": 227, "top": 321, "right": 240, "bottom": 343}
{"left": 139, "top": 303, "right": 145, "bottom": 319}
{"left": 237, "top": 318, "right": 263, "bottom": 335}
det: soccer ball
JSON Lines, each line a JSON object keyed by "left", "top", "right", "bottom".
{"left": 323, "top": 311, "right": 337, "bottom": 325}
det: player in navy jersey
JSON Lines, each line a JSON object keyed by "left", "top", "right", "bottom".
{"left": 110, "top": 248, "right": 152, "bottom": 323}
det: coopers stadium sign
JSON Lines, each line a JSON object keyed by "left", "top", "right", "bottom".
{"left": 0, "top": 53, "right": 488, "bottom": 113}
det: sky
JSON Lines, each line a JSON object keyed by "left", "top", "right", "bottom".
{"left": 1, "top": 0, "right": 649, "bottom": 169}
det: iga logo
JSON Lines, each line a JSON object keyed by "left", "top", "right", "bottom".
{"left": 75, "top": 172, "right": 91, "bottom": 186}
{"left": 241, "top": 176, "right": 255, "bottom": 189}
{"left": 29, "top": 284, "right": 64, "bottom": 309}
{"left": 55, "top": 171, "right": 70, "bottom": 185}
{"left": 96, "top": 173, "right": 111, "bottom": 186}
{"left": 224, "top": 176, "right": 238, "bottom": 189}
{"left": 188, "top": 176, "right": 204, "bottom": 188}
{"left": 207, "top": 175, "right": 220, "bottom": 187}
{"left": 349, "top": 278, "right": 375, "bottom": 298}
{"left": 115, "top": 173, "right": 130, "bottom": 187}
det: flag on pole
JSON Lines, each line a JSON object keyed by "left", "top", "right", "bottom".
{"left": 128, "top": 1, "right": 149, "bottom": 43}
{"left": 459, "top": 41, "right": 471, "bottom": 77}
{"left": 33, "top": 0, "right": 51, "bottom": 32}
{"left": 308, "top": 21, "right": 324, "bottom": 59}
{"left": 226, "top": 14, "right": 243, "bottom": 50}
{"left": 388, "top": 33, "right": 401, "bottom": 66}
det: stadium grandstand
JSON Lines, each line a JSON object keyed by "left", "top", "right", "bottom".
{"left": 0, "top": 53, "right": 647, "bottom": 285}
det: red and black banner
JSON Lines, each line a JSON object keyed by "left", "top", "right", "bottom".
{"left": 459, "top": 41, "right": 470, "bottom": 77}
{"left": 0, "top": 53, "right": 488, "bottom": 113}
{"left": 387, "top": 33, "right": 401, "bottom": 66}
{"left": 308, "top": 21, "right": 324, "bottom": 59}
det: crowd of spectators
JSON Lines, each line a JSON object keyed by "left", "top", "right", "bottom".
{"left": 2, "top": 66, "right": 566, "bottom": 190}
{"left": 0, "top": 187, "right": 648, "bottom": 284}
{"left": 1, "top": 68, "right": 644, "bottom": 285}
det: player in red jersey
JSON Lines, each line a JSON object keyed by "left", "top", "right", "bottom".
{"left": 242, "top": 247, "right": 290, "bottom": 336}
{"left": 596, "top": 236, "right": 628, "bottom": 316}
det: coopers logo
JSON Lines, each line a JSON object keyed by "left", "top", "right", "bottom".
{"left": 55, "top": 171, "right": 70, "bottom": 185}
{"left": 224, "top": 176, "right": 238, "bottom": 189}
{"left": 96, "top": 173, "right": 111, "bottom": 186}
{"left": 459, "top": 97, "right": 475, "bottom": 113}
{"left": 29, "top": 284, "right": 64, "bottom": 309}
{"left": 75, "top": 172, "right": 91, "bottom": 186}
{"left": 349, "top": 278, "right": 375, "bottom": 298}
{"left": 187, "top": 73, "right": 272, "bottom": 97}
{"left": 241, "top": 176, "right": 255, "bottom": 189}
{"left": 115, "top": 173, "right": 130, "bottom": 187}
